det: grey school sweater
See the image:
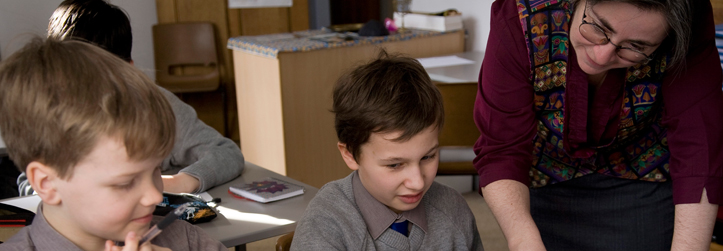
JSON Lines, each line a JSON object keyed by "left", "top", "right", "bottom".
{"left": 291, "top": 171, "right": 484, "bottom": 251}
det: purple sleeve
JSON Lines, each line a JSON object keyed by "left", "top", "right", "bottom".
{"left": 473, "top": 0, "right": 537, "bottom": 188}
{"left": 662, "top": 1, "right": 723, "bottom": 204}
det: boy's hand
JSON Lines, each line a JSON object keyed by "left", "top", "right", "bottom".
{"left": 162, "top": 173, "right": 200, "bottom": 193}
{"left": 104, "top": 231, "right": 172, "bottom": 251}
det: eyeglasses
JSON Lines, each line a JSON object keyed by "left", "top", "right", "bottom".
{"left": 578, "top": 2, "right": 653, "bottom": 64}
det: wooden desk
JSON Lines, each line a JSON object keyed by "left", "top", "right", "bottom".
{"left": 0, "top": 161, "right": 318, "bottom": 249}
{"left": 229, "top": 30, "right": 465, "bottom": 188}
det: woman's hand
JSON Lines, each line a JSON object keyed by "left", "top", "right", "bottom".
{"left": 104, "top": 231, "right": 172, "bottom": 251}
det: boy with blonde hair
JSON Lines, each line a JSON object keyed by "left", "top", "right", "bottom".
{"left": 0, "top": 39, "right": 226, "bottom": 251}
{"left": 291, "top": 52, "right": 484, "bottom": 250}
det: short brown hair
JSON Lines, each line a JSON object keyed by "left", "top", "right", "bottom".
{"left": 333, "top": 50, "right": 444, "bottom": 161}
{"left": 0, "top": 38, "right": 175, "bottom": 179}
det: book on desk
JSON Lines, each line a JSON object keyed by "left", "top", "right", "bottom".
{"left": 228, "top": 177, "right": 304, "bottom": 203}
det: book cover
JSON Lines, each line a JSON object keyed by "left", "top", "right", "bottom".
{"left": 228, "top": 177, "right": 305, "bottom": 203}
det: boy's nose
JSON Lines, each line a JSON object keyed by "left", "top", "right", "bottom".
{"left": 404, "top": 165, "right": 425, "bottom": 191}
{"left": 141, "top": 180, "right": 164, "bottom": 206}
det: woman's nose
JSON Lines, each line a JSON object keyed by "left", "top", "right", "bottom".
{"left": 592, "top": 43, "right": 618, "bottom": 65}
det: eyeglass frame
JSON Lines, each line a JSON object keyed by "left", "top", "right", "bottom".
{"left": 578, "top": 1, "right": 654, "bottom": 64}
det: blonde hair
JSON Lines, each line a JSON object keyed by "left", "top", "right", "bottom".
{"left": 0, "top": 38, "right": 175, "bottom": 179}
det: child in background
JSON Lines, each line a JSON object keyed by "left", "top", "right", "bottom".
{"left": 0, "top": 39, "right": 226, "bottom": 251}
{"left": 291, "top": 51, "right": 484, "bottom": 250}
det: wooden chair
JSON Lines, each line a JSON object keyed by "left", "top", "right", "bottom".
{"left": 275, "top": 231, "right": 294, "bottom": 251}
{"left": 152, "top": 22, "right": 228, "bottom": 136}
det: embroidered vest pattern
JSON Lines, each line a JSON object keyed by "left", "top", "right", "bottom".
{"left": 516, "top": 0, "right": 671, "bottom": 187}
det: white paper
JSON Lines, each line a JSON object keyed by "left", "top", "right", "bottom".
{"left": 1, "top": 195, "right": 41, "bottom": 213}
{"left": 197, "top": 192, "right": 213, "bottom": 202}
{"left": 426, "top": 73, "right": 471, "bottom": 84}
{"left": 416, "top": 55, "right": 475, "bottom": 69}
{"left": 229, "top": 0, "right": 292, "bottom": 8}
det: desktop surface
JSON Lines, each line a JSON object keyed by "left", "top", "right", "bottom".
{"left": 195, "top": 161, "right": 318, "bottom": 247}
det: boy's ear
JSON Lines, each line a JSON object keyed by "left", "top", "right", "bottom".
{"left": 26, "top": 161, "right": 62, "bottom": 205}
{"left": 337, "top": 142, "right": 360, "bottom": 171}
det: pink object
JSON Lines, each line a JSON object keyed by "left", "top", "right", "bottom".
{"left": 385, "top": 18, "right": 398, "bottom": 32}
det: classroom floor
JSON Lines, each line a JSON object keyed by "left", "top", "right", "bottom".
{"left": 242, "top": 191, "right": 509, "bottom": 251}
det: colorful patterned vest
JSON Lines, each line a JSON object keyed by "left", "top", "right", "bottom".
{"left": 516, "top": 0, "right": 671, "bottom": 187}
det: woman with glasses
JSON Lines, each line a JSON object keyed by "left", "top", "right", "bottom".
{"left": 473, "top": 0, "right": 722, "bottom": 250}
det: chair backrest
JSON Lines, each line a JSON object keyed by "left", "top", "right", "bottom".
{"left": 275, "top": 231, "right": 294, "bottom": 251}
{"left": 152, "top": 22, "right": 220, "bottom": 93}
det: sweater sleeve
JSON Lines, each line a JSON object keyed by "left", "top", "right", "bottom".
{"left": 159, "top": 88, "right": 244, "bottom": 193}
{"left": 661, "top": 1, "right": 723, "bottom": 204}
{"left": 154, "top": 219, "right": 227, "bottom": 250}
{"left": 290, "top": 183, "right": 357, "bottom": 250}
{"left": 473, "top": 0, "right": 537, "bottom": 188}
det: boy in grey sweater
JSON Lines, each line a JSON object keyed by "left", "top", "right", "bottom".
{"left": 290, "top": 51, "right": 484, "bottom": 250}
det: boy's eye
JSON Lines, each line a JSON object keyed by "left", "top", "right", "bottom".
{"left": 386, "top": 163, "right": 401, "bottom": 169}
{"left": 115, "top": 180, "right": 135, "bottom": 190}
{"left": 421, "top": 154, "right": 436, "bottom": 161}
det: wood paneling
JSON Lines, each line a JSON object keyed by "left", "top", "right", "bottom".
{"left": 238, "top": 8, "right": 290, "bottom": 35}
{"left": 289, "top": 0, "right": 309, "bottom": 31}
{"left": 156, "top": 0, "right": 177, "bottom": 24}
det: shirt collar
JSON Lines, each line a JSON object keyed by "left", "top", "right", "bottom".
{"left": 29, "top": 203, "right": 85, "bottom": 250}
{"left": 352, "top": 171, "right": 427, "bottom": 239}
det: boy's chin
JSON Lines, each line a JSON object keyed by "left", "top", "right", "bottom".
{"left": 112, "top": 224, "right": 152, "bottom": 242}
{"left": 388, "top": 201, "right": 422, "bottom": 214}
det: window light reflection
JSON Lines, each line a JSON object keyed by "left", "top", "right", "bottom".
{"left": 216, "top": 206, "right": 294, "bottom": 225}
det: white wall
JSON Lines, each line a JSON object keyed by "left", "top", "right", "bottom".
{"left": 410, "top": 0, "right": 494, "bottom": 52}
{"left": 0, "top": 0, "right": 158, "bottom": 80}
